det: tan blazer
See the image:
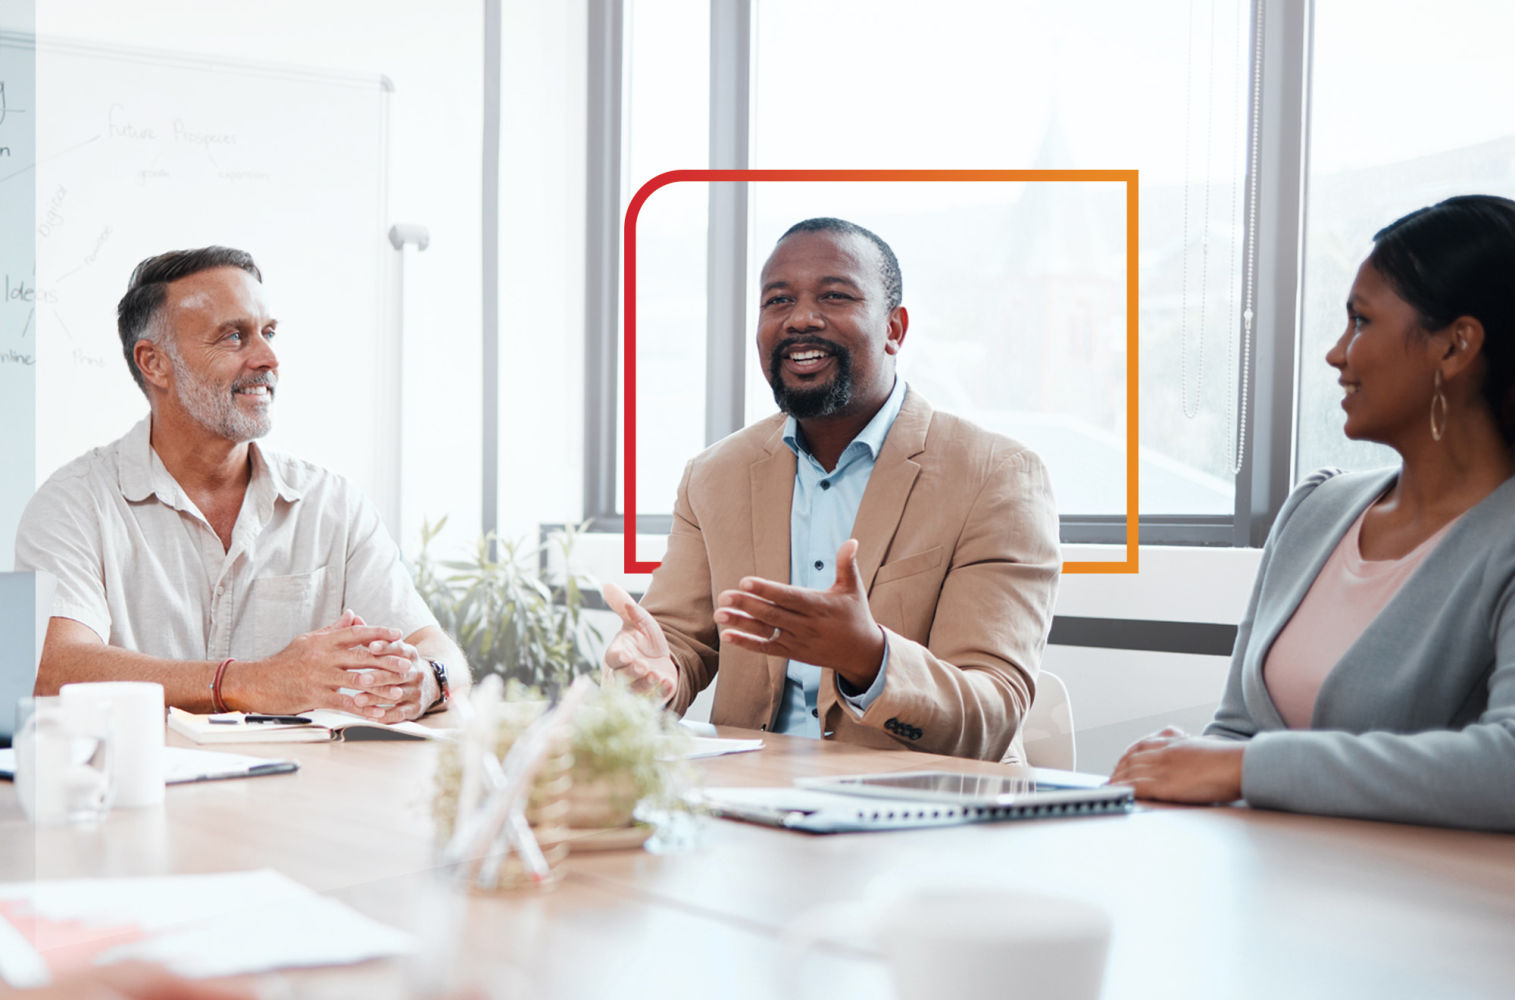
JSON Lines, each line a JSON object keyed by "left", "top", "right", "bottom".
{"left": 642, "top": 389, "right": 1060, "bottom": 763}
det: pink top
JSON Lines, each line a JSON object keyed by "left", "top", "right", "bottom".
{"left": 1262, "top": 505, "right": 1458, "bottom": 729}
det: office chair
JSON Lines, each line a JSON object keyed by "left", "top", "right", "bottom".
{"left": 1022, "top": 670, "right": 1076, "bottom": 770}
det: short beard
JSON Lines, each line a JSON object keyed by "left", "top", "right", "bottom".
{"left": 159, "top": 335, "right": 275, "bottom": 442}
{"left": 768, "top": 340, "right": 853, "bottom": 419}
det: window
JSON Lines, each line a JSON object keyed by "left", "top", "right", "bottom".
{"left": 1294, "top": 0, "right": 1515, "bottom": 478}
{"left": 740, "top": 179, "right": 1130, "bottom": 517}
{"left": 586, "top": 0, "right": 1511, "bottom": 556}
{"left": 746, "top": 1, "right": 1249, "bottom": 522}
{"left": 616, "top": 0, "right": 709, "bottom": 521}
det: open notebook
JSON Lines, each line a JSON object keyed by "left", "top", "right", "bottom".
{"left": 167, "top": 708, "right": 446, "bottom": 744}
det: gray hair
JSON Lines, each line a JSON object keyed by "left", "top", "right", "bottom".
{"left": 116, "top": 246, "right": 262, "bottom": 395}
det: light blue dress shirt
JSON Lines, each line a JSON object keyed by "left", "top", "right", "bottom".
{"left": 771, "top": 377, "right": 908, "bottom": 737}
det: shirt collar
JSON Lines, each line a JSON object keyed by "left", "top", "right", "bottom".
{"left": 117, "top": 416, "right": 165, "bottom": 503}
{"left": 116, "top": 416, "right": 302, "bottom": 505}
{"left": 783, "top": 376, "right": 908, "bottom": 466}
{"left": 251, "top": 441, "right": 304, "bottom": 503}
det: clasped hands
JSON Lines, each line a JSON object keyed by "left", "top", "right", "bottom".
{"left": 221, "top": 608, "right": 436, "bottom": 722}
{"left": 602, "top": 538, "right": 886, "bottom": 701}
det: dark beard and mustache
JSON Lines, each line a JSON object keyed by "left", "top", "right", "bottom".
{"left": 767, "top": 338, "right": 853, "bottom": 418}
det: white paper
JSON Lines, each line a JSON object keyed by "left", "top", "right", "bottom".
{"left": 0, "top": 747, "right": 292, "bottom": 784}
{"left": 682, "top": 737, "right": 765, "bottom": 759}
{"left": 0, "top": 869, "right": 414, "bottom": 986}
{"left": 158, "top": 747, "right": 295, "bottom": 783}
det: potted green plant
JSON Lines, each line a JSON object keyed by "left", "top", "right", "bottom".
{"left": 411, "top": 519, "right": 602, "bottom": 690}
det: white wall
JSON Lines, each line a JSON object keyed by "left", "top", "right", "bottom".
{"left": 32, "top": 0, "right": 485, "bottom": 559}
{"left": 1049, "top": 545, "right": 1261, "bottom": 772}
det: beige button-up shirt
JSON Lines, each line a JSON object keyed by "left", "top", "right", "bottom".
{"left": 14, "top": 417, "right": 436, "bottom": 662}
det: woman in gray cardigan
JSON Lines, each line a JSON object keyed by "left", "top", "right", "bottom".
{"left": 1111, "top": 194, "right": 1515, "bottom": 831}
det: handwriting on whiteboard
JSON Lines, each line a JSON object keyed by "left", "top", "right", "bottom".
{"left": 1, "top": 81, "right": 13, "bottom": 157}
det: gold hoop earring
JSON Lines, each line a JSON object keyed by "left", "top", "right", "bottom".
{"left": 1430, "top": 369, "right": 1448, "bottom": 442}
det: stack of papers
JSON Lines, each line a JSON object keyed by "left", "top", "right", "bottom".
{"left": 0, "top": 869, "right": 413, "bottom": 987}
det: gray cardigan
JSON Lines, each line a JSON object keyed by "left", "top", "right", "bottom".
{"left": 1205, "top": 467, "right": 1515, "bottom": 831}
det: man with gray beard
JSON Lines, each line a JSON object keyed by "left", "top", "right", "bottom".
{"left": 15, "top": 247, "right": 466, "bottom": 719}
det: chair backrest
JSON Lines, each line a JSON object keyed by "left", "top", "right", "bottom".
{"left": 1021, "top": 669, "right": 1076, "bottom": 771}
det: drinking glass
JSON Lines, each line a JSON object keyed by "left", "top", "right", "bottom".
{"left": 13, "top": 696, "right": 113, "bottom": 827}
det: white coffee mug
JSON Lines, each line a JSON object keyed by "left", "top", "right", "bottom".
{"left": 59, "top": 681, "right": 165, "bottom": 808}
{"left": 882, "top": 888, "right": 1111, "bottom": 1000}
{"left": 788, "top": 887, "right": 1112, "bottom": 1000}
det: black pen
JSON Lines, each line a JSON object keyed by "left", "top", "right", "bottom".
{"left": 243, "top": 714, "right": 314, "bottom": 725}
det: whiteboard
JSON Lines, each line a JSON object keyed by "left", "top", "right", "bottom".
{"left": 0, "top": 32, "right": 398, "bottom": 567}
{"left": 0, "top": 39, "right": 38, "bottom": 573}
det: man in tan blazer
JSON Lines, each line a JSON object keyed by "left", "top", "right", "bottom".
{"left": 603, "top": 218, "right": 1060, "bottom": 762}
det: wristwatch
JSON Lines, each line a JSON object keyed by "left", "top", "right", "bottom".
{"left": 427, "top": 659, "right": 451, "bottom": 710}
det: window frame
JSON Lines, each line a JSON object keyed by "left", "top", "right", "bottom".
{"left": 577, "top": 0, "right": 1315, "bottom": 550}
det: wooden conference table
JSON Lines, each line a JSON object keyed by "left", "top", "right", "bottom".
{"left": 3, "top": 724, "right": 1515, "bottom": 1000}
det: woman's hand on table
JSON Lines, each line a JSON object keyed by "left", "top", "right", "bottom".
{"left": 1109, "top": 726, "right": 1246, "bottom": 804}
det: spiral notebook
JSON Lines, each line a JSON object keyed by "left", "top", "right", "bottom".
{"left": 699, "top": 769, "right": 1134, "bottom": 834}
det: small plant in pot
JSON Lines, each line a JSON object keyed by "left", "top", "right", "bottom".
{"left": 417, "top": 522, "right": 691, "bottom": 846}
{"left": 565, "top": 677, "right": 693, "bottom": 829}
{"left": 432, "top": 677, "right": 693, "bottom": 866}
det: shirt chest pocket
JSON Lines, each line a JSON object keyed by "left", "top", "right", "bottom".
{"left": 242, "top": 566, "right": 336, "bottom": 659}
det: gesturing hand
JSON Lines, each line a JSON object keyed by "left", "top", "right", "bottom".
{"left": 602, "top": 582, "right": 678, "bottom": 702}
{"left": 1108, "top": 726, "right": 1247, "bottom": 804}
{"left": 714, "top": 538, "right": 886, "bottom": 690}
